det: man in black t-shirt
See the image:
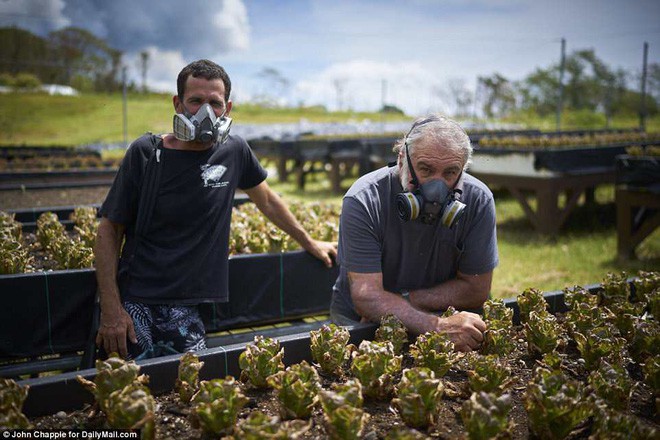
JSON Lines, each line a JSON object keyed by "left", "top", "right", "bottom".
{"left": 95, "top": 59, "right": 337, "bottom": 359}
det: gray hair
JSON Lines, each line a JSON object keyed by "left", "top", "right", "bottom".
{"left": 394, "top": 114, "right": 473, "bottom": 170}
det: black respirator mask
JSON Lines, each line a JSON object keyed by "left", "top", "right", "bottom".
{"left": 173, "top": 103, "right": 232, "bottom": 143}
{"left": 395, "top": 141, "right": 466, "bottom": 227}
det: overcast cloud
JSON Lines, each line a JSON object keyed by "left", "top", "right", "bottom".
{"left": 1, "top": 0, "right": 658, "bottom": 115}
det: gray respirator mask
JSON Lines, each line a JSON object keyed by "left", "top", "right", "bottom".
{"left": 395, "top": 141, "right": 466, "bottom": 227}
{"left": 173, "top": 103, "right": 232, "bottom": 143}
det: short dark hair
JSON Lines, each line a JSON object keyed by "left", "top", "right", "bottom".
{"left": 177, "top": 59, "right": 232, "bottom": 101}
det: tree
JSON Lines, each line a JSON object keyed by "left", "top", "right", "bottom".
{"left": 478, "top": 73, "right": 516, "bottom": 118}
{"left": 255, "top": 67, "right": 290, "bottom": 107}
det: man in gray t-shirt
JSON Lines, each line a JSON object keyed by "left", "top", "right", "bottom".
{"left": 330, "top": 115, "right": 498, "bottom": 351}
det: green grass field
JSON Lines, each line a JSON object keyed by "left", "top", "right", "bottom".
{"left": 268, "top": 173, "right": 659, "bottom": 301}
{"left": 2, "top": 91, "right": 658, "bottom": 300}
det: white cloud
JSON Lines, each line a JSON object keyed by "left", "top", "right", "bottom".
{"left": 123, "top": 47, "right": 186, "bottom": 94}
{"left": 212, "top": 0, "right": 251, "bottom": 51}
{"left": 0, "top": 0, "right": 70, "bottom": 32}
{"left": 293, "top": 60, "right": 448, "bottom": 116}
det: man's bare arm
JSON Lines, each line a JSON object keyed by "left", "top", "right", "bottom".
{"left": 94, "top": 217, "right": 136, "bottom": 358}
{"left": 244, "top": 181, "right": 337, "bottom": 267}
{"left": 349, "top": 271, "right": 486, "bottom": 351}
{"left": 407, "top": 271, "right": 492, "bottom": 312}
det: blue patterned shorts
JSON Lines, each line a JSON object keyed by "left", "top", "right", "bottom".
{"left": 123, "top": 300, "right": 207, "bottom": 360}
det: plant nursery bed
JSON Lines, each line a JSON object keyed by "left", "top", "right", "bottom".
{"left": 12, "top": 276, "right": 660, "bottom": 439}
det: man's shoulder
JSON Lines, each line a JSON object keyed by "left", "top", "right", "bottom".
{"left": 345, "top": 166, "right": 394, "bottom": 200}
{"left": 462, "top": 172, "right": 494, "bottom": 201}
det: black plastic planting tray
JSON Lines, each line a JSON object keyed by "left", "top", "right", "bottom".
{"left": 17, "top": 283, "right": 606, "bottom": 417}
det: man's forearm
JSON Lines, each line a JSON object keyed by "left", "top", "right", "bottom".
{"left": 94, "top": 220, "right": 124, "bottom": 314}
{"left": 409, "top": 274, "right": 490, "bottom": 312}
{"left": 256, "top": 192, "right": 313, "bottom": 248}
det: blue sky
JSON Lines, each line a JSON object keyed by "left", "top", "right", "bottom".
{"left": 2, "top": 0, "right": 659, "bottom": 115}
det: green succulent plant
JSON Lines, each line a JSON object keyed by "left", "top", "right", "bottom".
{"left": 77, "top": 355, "right": 147, "bottom": 414}
{"left": 238, "top": 335, "right": 285, "bottom": 388}
{"left": 319, "top": 379, "right": 368, "bottom": 440}
{"left": 466, "top": 354, "right": 513, "bottom": 394}
{"left": 0, "top": 378, "right": 31, "bottom": 429}
{"left": 36, "top": 211, "right": 65, "bottom": 249}
{"left": 631, "top": 270, "right": 660, "bottom": 304}
{"left": 524, "top": 368, "right": 590, "bottom": 440}
{"left": 70, "top": 206, "right": 99, "bottom": 248}
{"left": 190, "top": 377, "right": 249, "bottom": 436}
{"left": 0, "top": 234, "right": 33, "bottom": 274}
{"left": 590, "top": 402, "right": 658, "bottom": 440}
{"left": 517, "top": 287, "right": 547, "bottom": 324}
{"left": 588, "top": 360, "right": 633, "bottom": 411}
{"left": 231, "top": 411, "right": 311, "bottom": 440}
{"left": 175, "top": 352, "right": 204, "bottom": 403}
{"left": 461, "top": 391, "right": 513, "bottom": 440}
{"left": 267, "top": 360, "right": 321, "bottom": 419}
{"left": 600, "top": 271, "right": 631, "bottom": 306}
{"left": 310, "top": 323, "right": 354, "bottom": 376}
{"left": 482, "top": 299, "right": 513, "bottom": 330}
{"left": 374, "top": 314, "right": 409, "bottom": 355}
{"left": 628, "top": 319, "right": 660, "bottom": 363}
{"left": 562, "top": 285, "right": 599, "bottom": 309}
{"left": 350, "top": 340, "right": 402, "bottom": 400}
{"left": 573, "top": 325, "right": 627, "bottom": 371}
{"left": 523, "top": 311, "right": 560, "bottom": 357}
{"left": 392, "top": 367, "right": 444, "bottom": 429}
{"left": 481, "top": 327, "right": 516, "bottom": 357}
{"left": 105, "top": 382, "right": 155, "bottom": 440}
{"left": 409, "top": 331, "right": 457, "bottom": 377}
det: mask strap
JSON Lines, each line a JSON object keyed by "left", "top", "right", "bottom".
{"left": 404, "top": 140, "right": 420, "bottom": 188}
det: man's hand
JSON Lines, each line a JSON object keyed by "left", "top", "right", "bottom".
{"left": 304, "top": 239, "right": 337, "bottom": 268}
{"left": 433, "top": 311, "right": 486, "bottom": 352}
{"left": 96, "top": 307, "right": 137, "bottom": 359}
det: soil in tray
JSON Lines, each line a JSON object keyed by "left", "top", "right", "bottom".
{"left": 29, "top": 316, "right": 658, "bottom": 440}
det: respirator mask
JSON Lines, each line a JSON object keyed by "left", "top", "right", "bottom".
{"left": 395, "top": 141, "right": 466, "bottom": 227}
{"left": 173, "top": 103, "right": 232, "bottom": 143}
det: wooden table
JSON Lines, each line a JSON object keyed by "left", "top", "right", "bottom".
{"left": 616, "top": 186, "right": 660, "bottom": 260}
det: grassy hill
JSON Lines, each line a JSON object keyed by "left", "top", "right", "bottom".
{"left": 0, "top": 92, "right": 411, "bottom": 146}
{"left": 1, "top": 91, "right": 658, "bottom": 146}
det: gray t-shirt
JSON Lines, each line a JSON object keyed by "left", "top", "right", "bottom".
{"left": 330, "top": 165, "right": 499, "bottom": 322}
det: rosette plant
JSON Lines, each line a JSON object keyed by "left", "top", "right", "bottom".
{"left": 36, "top": 211, "right": 65, "bottom": 249}
{"left": 391, "top": 367, "right": 444, "bottom": 429}
{"left": 104, "top": 382, "right": 155, "bottom": 440}
{"left": 524, "top": 368, "right": 590, "bottom": 440}
{"left": 190, "top": 377, "right": 249, "bottom": 436}
{"left": 481, "top": 328, "right": 516, "bottom": 357}
{"left": 517, "top": 287, "right": 547, "bottom": 324}
{"left": 600, "top": 271, "right": 631, "bottom": 306}
{"left": 409, "top": 331, "right": 457, "bottom": 377}
{"left": 631, "top": 270, "right": 659, "bottom": 304}
{"left": 231, "top": 411, "right": 311, "bottom": 440}
{"left": 590, "top": 402, "right": 657, "bottom": 440}
{"left": 319, "top": 379, "right": 368, "bottom": 440}
{"left": 70, "top": 206, "right": 99, "bottom": 248}
{"left": 350, "top": 340, "right": 402, "bottom": 400}
{"left": 573, "top": 324, "right": 627, "bottom": 371}
{"left": 628, "top": 319, "right": 660, "bottom": 364}
{"left": 310, "top": 323, "right": 354, "bottom": 376}
{"left": 238, "top": 335, "right": 285, "bottom": 388}
{"left": 0, "top": 233, "right": 33, "bottom": 274}
{"left": 267, "top": 360, "right": 321, "bottom": 419}
{"left": 175, "top": 352, "right": 204, "bottom": 403}
{"left": 0, "top": 211, "right": 22, "bottom": 240}
{"left": 562, "top": 285, "right": 599, "bottom": 310}
{"left": 482, "top": 299, "right": 513, "bottom": 330}
{"left": 374, "top": 314, "right": 409, "bottom": 355}
{"left": 466, "top": 354, "right": 513, "bottom": 394}
{"left": 523, "top": 310, "right": 560, "bottom": 356}
{"left": 77, "top": 355, "right": 148, "bottom": 414}
{"left": 0, "top": 378, "right": 31, "bottom": 429}
{"left": 461, "top": 391, "right": 513, "bottom": 440}
{"left": 588, "top": 360, "right": 633, "bottom": 411}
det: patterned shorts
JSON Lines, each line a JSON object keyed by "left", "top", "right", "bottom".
{"left": 123, "top": 300, "right": 207, "bottom": 360}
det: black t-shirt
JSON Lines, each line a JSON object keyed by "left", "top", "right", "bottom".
{"left": 100, "top": 133, "right": 267, "bottom": 304}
